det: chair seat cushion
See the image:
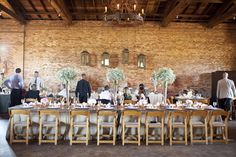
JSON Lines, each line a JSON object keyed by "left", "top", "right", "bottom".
{"left": 148, "top": 122, "right": 162, "bottom": 127}
{"left": 73, "top": 121, "right": 87, "bottom": 127}
{"left": 99, "top": 122, "right": 114, "bottom": 127}
{"left": 212, "top": 122, "right": 225, "bottom": 127}
{"left": 191, "top": 121, "right": 205, "bottom": 126}
{"left": 42, "top": 121, "right": 57, "bottom": 126}
{"left": 125, "top": 122, "right": 139, "bottom": 127}
{"left": 14, "top": 121, "right": 28, "bottom": 127}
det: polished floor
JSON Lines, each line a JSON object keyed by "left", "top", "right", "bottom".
{"left": 0, "top": 115, "right": 236, "bottom": 157}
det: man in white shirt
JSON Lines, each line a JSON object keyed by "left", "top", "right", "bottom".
{"left": 29, "top": 71, "right": 44, "bottom": 91}
{"left": 217, "top": 72, "right": 236, "bottom": 111}
{"left": 99, "top": 85, "right": 112, "bottom": 104}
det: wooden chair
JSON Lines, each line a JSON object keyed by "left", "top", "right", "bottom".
{"left": 209, "top": 110, "right": 229, "bottom": 144}
{"left": 145, "top": 110, "right": 165, "bottom": 145}
{"left": 122, "top": 110, "right": 141, "bottom": 146}
{"left": 70, "top": 110, "right": 90, "bottom": 145}
{"left": 124, "top": 100, "right": 136, "bottom": 104}
{"left": 231, "top": 100, "right": 236, "bottom": 119}
{"left": 189, "top": 110, "right": 208, "bottom": 145}
{"left": 38, "top": 110, "right": 60, "bottom": 145}
{"left": 169, "top": 111, "right": 188, "bottom": 146}
{"left": 97, "top": 110, "right": 116, "bottom": 145}
{"left": 25, "top": 98, "right": 38, "bottom": 103}
{"left": 194, "top": 99, "right": 209, "bottom": 105}
{"left": 10, "top": 110, "right": 30, "bottom": 144}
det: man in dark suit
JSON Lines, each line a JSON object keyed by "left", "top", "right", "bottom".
{"left": 75, "top": 73, "right": 91, "bottom": 103}
{"left": 25, "top": 84, "right": 41, "bottom": 103}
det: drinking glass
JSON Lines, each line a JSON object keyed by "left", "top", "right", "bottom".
{"left": 213, "top": 102, "right": 217, "bottom": 108}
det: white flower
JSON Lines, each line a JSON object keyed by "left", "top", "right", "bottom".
{"left": 106, "top": 68, "right": 125, "bottom": 85}
{"left": 152, "top": 67, "right": 176, "bottom": 87}
{"left": 57, "top": 67, "right": 77, "bottom": 84}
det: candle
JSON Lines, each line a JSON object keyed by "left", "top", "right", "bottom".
{"left": 133, "top": 4, "right": 136, "bottom": 11}
{"left": 105, "top": 6, "right": 107, "bottom": 13}
{"left": 117, "top": 4, "right": 120, "bottom": 10}
{"left": 138, "top": 13, "right": 141, "bottom": 16}
{"left": 141, "top": 8, "right": 144, "bottom": 14}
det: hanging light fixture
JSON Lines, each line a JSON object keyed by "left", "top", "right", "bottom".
{"left": 104, "top": 0, "right": 145, "bottom": 26}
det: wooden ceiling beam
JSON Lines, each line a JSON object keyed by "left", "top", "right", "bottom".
{"left": 27, "top": 0, "right": 42, "bottom": 19}
{"left": 161, "top": 0, "right": 191, "bottom": 27}
{"left": 0, "top": 2, "right": 26, "bottom": 24}
{"left": 49, "top": 0, "right": 72, "bottom": 24}
{"left": 6, "top": 0, "right": 26, "bottom": 24}
{"left": 145, "top": 0, "right": 158, "bottom": 14}
{"left": 207, "top": 0, "right": 236, "bottom": 28}
{"left": 195, "top": 2, "right": 209, "bottom": 14}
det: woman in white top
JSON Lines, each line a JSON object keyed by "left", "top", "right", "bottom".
{"left": 99, "top": 85, "right": 112, "bottom": 104}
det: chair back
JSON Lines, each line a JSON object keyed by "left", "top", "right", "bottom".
{"left": 10, "top": 110, "right": 30, "bottom": 117}
{"left": 170, "top": 111, "right": 188, "bottom": 118}
{"left": 39, "top": 110, "right": 60, "bottom": 117}
{"left": 70, "top": 110, "right": 90, "bottom": 118}
{"left": 146, "top": 111, "right": 165, "bottom": 118}
{"left": 209, "top": 110, "right": 229, "bottom": 123}
{"left": 190, "top": 110, "right": 208, "bottom": 118}
{"left": 98, "top": 110, "right": 116, "bottom": 117}
{"left": 123, "top": 110, "right": 141, "bottom": 117}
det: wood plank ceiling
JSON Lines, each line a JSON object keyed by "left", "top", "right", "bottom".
{"left": 0, "top": 0, "right": 235, "bottom": 28}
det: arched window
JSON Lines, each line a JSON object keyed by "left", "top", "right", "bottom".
{"left": 81, "top": 51, "right": 90, "bottom": 65}
{"left": 101, "top": 52, "right": 110, "bottom": 66}
{"left": 137, "top": 54, "right": 146, "bottom": 69}
{"left": 122, "top": 48, "right": 129, "bottom": 64}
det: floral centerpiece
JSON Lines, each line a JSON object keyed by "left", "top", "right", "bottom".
{"left": 106, "top": 68, "right": 125, "bottom": 105}
{"left": 57, "top": 67, "right": 77, "bottom": 105}
{"left": 152, "top": 67, "right": 176, "bottom": 104}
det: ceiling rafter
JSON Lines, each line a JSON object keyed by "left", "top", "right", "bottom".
{"left": 6, "top": 0, "right": 26, "bottom": 23}
{"left": 49, "top": 0, "right": 72, "bottom": 24}
{"left": 145, "top": 0, "right": 158, "bottom": 15}
{"left": 27, "top": 0, "right": 42, "bottom": 19}
{"left": 40, "top": 0, "right": 52, "bottom": 19}
{"left": 162, "top": 0, "right": 191, "bottom": 27}
{"left": 0, "top": 2, "right": 26, "bottom": 24}
{"left": 207, "top": 0, "right": 236, "bottom": 28}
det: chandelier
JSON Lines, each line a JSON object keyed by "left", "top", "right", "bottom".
{"left": 104, "top": 0, "right": 145, "bottom": 26}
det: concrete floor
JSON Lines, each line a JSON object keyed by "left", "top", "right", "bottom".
{"left": 1, "top": 115, "right": 236, "bottom": 157}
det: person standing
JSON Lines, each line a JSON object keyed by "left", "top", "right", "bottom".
{"left": 217, "top": 72, "right": 236, "bottom": 111}
{"left": 75, "top": 73, "right": 91, "bottom": 103}
{"left": 29, "top": 71, "right": 44, "bottom": 91}
{"left": 4, "top": 68, "right": 24, "bottom": 107}
{"left": 0, "top": 73, "right": 5, "bottom": 87}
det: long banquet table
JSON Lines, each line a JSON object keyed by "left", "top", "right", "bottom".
{"left": 6, "top": 104, "right": 222, "bottom": 141}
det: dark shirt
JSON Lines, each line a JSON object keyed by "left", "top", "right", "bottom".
{"left": 124, "top": 93, "right": 132, "bottom": 100}
{"left": 75, "top": 79, "right": 91, "bottom": 97}
{"left": 25, "top": 90, "right": 40, "bottom": 102}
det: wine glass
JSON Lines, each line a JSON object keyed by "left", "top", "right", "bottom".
{"left": 21, "top": 99, "right": 25, "bottom": 105}
{"left": 213, "top": 102, "right": 217, "bottom": 108}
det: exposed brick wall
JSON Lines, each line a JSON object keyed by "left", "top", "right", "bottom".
{"left": 0, "top": 20, "right": 236, "bottom": 97}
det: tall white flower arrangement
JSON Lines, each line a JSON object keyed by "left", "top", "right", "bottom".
{"left": 152, "top": 67, "right": 176, "bottom": 104}
{"left": 106, "top": 68, "right": 125, "bottom": 85}
{"left": 106, "top": 68, "right": 125, "bottom": 105}
{"left": 57, "top": 67, "right": 77, "bottom": 105}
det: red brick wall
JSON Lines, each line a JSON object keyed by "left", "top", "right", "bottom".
{"left": 0, "top": 20, "right": 236, "bottom": 97}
